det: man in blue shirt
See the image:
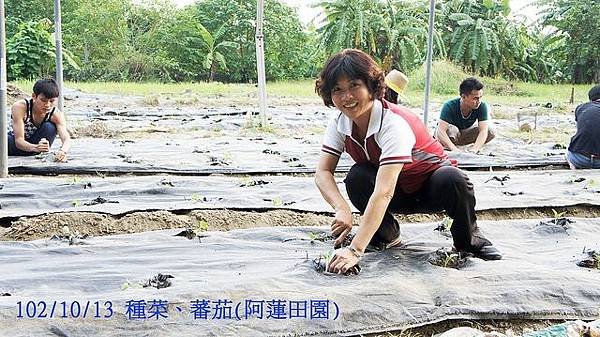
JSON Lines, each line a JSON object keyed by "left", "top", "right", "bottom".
{"left": 435, "top": 77, "right": 495, "bottom": 153}
{"left": 566, "top": 84, "right": 600, "bottom": 169}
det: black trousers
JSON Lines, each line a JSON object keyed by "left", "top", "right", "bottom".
{"left": 345, "top": 162, "right": 491, "bottom": 252}
{"left": 8, "top": 121, "right": 57, "bottom": 156}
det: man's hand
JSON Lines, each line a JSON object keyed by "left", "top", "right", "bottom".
{"left": 35, "top": 138, "right": 50, "bottom": 153}
{"left": 331, "top": 208, "right": 353, "bottom": 247}
{"left": 465, "top": 144, "right": 482, "bottom": 154}
{"left": 54, "top": 149, "right": 68, "bottom": 162}
{"left": 327, "top": 247, "right": 360, "bottom": 274}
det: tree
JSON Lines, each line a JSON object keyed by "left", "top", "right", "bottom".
{"left": 197, "top": 25, "right": 238, "bottom": 82}
{"left": 195, "top": 0, "right": 315, "bottom": 82}
{"left": 62, "top": 0, "right": 130, "bottom": 80}
{"left": 317, "top": 0, "right": 387, "bottom": 57}
{"left": 380, "top": 0, "right": 445, "bottom": 73}
{"left": 7, "top": 19, "right": 78, "bottom": 80}
{"left": 536, "top": 0, "right": 600, "bottom": 83}
{"left": 3, "top": 0, "right": 54, "bottom": 37}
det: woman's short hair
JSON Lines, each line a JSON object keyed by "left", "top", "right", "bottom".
{"left": 315, "top": 49, "right": 385, "bottom": 107}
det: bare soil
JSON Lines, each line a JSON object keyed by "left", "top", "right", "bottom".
{"left": 3, "top": 205, "right": 600, "bottom": 241}
{"left": 367, "top": 318, "right": 568, "bottom": 337}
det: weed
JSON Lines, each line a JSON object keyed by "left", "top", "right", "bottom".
{"left": 190, "top": 194, "right": 203, "bottom": 203}
{"left": 72, "top": 199, "right": 81, "bottom": 207}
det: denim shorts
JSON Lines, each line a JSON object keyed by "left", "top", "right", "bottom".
{"left": 566, "top": 150, "right": 600, "bottom": 169}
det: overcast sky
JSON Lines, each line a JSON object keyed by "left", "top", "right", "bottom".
{"left": 170, "top": 0, "right": 541, "bottom": 25}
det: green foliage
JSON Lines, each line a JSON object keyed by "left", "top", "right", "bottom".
{"left": 195, "top": 0, "right": 318, "bottom": 82}
{"left": 439, "top": 0, "right": 511, "bottom": 76}
{"left": 7, "top": 0, "right": 595, "bottom": 84}
{"left": 381, "top": 0, "right": 445, "bottom": 73}
{"left": 409, "top": 60, "right": 470, "bottom": 95}
{"left": 536, "top": 0, "right": 600, "bottom": 83}
{"left": 317, "top": 0, "right": 386, "bottom": 57}
{"left": 3, "top": 0, "right": 54, "bottom": 37}
{"left": 62, "top": 0, "right": 131, "bottom": 80}
{"left": 7, "top": 19, "right": 55, "bottom": 80}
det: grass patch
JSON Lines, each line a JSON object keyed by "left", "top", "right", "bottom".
{"left": 406, "top": 61, "right": 592, "bottom": 107}
{"left": 12, "top": 65, "right": 594, "bottom": 108}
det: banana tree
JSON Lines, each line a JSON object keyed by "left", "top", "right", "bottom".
{"left": 197, "top": 23, "right": 238, "bottom": 82}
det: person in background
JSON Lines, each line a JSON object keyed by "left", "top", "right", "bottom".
{"left": 566, "top": 84, "right": 600, "bottom": 169}
{"left": 435, "top": 77, "right": 495, "bottom": 154}
{"left": 383, "top": 69, "right": 409, "bottom": 105}
{"left": 7, "top": 78, "right": 71, "bottom": 162}
{"left": 314, "top": 49, "right": 502, "bottom": 275}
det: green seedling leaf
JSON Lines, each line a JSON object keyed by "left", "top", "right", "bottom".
{"left": 551, "top": 208, "right": 566, "bottom": 219}
{"left": 194, "top": 220, "right": 209, "bottom": 234}
{"left": 72, "top": 199, "right": 81, "bottom": 207}
{"left": 66, "top": 177, "right": 81, "bottom": 185}
{"left": 272, "top": 196, "right": 282, "bottom": 207}
{"left": 308, "top": 232, "right": 320, "bottom": 241}
{"left": 585, "top": 179, "right": 598, "bottom": 190}
{"left": 191, "top": 194, "right": 202, "bottom": 203}
{"left": 239, "top": 176, "right": 252, "bottom": 187}
{"left": 121, "top": 280, "right": 132, "bottom": 290}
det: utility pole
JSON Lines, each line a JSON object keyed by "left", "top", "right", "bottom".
{"left": 54, "top": 0, "right": 64, "bottom": 111}
{"left": 0, "top": 0, "right": 8, "bottom": 178}
{"left": 255, "top": 0, "right": 267, "bottom": 127}
{"left": 423, "top": 0, "right": 436, "bottom": 127}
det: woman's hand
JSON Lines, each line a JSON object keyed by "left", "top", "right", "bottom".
{"left": 332, "top": 208, "right": 353, "bottom": 247}
{"left": 54, "top": 148, "right": 67, "bottom": 162}
{"left": 327, "top": 247, "right": 361, "bottom": 274}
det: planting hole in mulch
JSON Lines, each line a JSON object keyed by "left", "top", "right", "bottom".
{"left": 174, "top": 228, "right": 209, "bottom": 241}
{"left": 50, "top": 226, "right": 90, "bottom": 245}
{"left": 534, "top": 217, "right": 575, "bottom": 234}
{"left": 312, "top": 252, "right": 361, "bottom": 276}
{"left": 428, "top": 248, "right": 472, "bottom": 269}
{"left": 142, "top": 273, "right": 174, "bottom": 289}
{"left": 576, "top": 248, "right": 600, "bottom": 270}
